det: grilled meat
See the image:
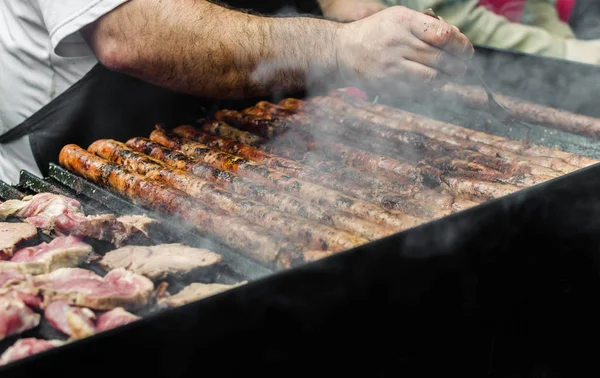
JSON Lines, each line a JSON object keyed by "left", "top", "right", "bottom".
{"left": 33, "top": 268, "right": 154, "bottom": 311}
{"left": 199, "top": 120, "right": 266, "bottom": 146}
{"left": 0, "top": 222, "right": 38, "bottom": 260}
{"left": 149, "top": 127, "right": 424, "bottom": 231}
{"left": 0, "top": 297, "right": 40, "bottom": 341}
{"left": 438, "top": 82, "right": 600, "bottom": 142}
{"left": 331, "top": 93, "right": 583, "bottom": 174}
{"left": 0, "top": 338, "right": 65, "bottom": 366}
{"left": 89, "top": 140, "right": 369, "bottom": 252}
{"left": 180, "top": 123, "right": 421, "bottom": 199}
{"left": 95, "top": 307, "right": 140, "bottom": 332}
{"left": 158, "top": 282, "right": 246, "bottom": 308}
{"left": 0, "top": 270, "right": 29, "bottom": 289}
{"left": 0, "top": 194, "right": 154, "bottom": 246}
{"left": 98, "top": 243, "right": 223, "bottom": 280}
{"left": 0, "top": 236, "right": 93, "bottom": 275}
{"left": 44, "top": 300, "right": 96, "bottom": 339}
{"left": 125, "top": 138, "right": 393, "bottom": 241}
{"left": 304, "top": 96, "right": 563, "bottom": 179}
{"left": 59, "top": 144, "right": 323, "bottom": 268}
{"left": 214, "top": 109, "right": 286, "bottom": 138}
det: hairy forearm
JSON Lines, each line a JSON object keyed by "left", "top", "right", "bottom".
{"left": 82, "top": 0, "right": 341, "bottom": 99}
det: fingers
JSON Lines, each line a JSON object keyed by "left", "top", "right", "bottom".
{"left": 407, "top": 10, "right": 474, "bottom": 61}
{"left": 402, "top": 39, "right": 468, "bottom": 77}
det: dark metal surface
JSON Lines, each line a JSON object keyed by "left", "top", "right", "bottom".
{"left": 0, "top": 180, "right": 25, "bottom": 201}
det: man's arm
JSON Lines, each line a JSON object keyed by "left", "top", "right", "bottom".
{"left": 82, "top": 0, "right": 473, "bottom": 100}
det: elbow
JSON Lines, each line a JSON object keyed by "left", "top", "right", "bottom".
{"left": 93, "top": 37, "right": 137, "bottom": 74}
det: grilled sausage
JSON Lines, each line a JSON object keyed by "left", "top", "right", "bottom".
{"left": 148, "top": 127, "right": 425, "bottom": 231}
{"left": 306, "top": 96, "right": 564, "bottom": 179}
{"left": 125, "top": 137, "right": 397, "bottom": 241}
{"left": 88, "top": 140, "right": 369, "bottom": 252}
{"left": 438, "top": 82, "right": 600, "bottom": 143}
{"left": 214, "top": 110, "right": 286, "bottom": 138}
{"left": 58, "top": 144, "right": 319, "bottom": 269}
{"left": 173, "top": 125, "right": 426, "bottom": 211}
{"left": 241, "top": 107, "right": 424, "bottom": 183}
{"left": 200, "top": 120, "right": 266, "bottom": 147}
{"left": 328, "top": 92, "right": 584, "bottom": 174}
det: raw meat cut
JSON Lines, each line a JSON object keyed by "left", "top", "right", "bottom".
{"left": 0, "top": 222, "right": 38, "bottom": 260}
{"left": 0, "top": 338, "right": 65, "bottom": 366}
{"left": 99, "top": 244, "right": 222, "bottom": 280}
{"left": 0, "top": 236, "right": 92, "bottom": 275}
{"left": 33, "top": 268, "right": 154, "bottom": 310}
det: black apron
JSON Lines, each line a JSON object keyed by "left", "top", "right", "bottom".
{"left": 0, "top": 0, "right": 318, "bottom": 177}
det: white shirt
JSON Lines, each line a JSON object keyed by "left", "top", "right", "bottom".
{"left": 0, "top": 0, "right": 129, "bottom": 184}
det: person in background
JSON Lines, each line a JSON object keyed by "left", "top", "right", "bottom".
{"left": 319, "top": 0, "right": 600, "bottom": 65}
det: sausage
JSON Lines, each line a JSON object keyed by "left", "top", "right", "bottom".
{"left": 438, "top": 82, "right": 600, "bottom": 143}
{"left": 125, "top": 137, "right": 398, "bottom": 241}
{"left": 148, "top": 127, "right": 426, "bottom": 231}
{"left": 307, "top": 96, "right": 564, "bottom": 178}
{"left": 173, "top": 124, "right": 425, "bottom": 208}
{"left": 88, "top": 139, "right": 369, "bottom": 253}
{"left": 58, "top": 144, "right": 318, "bottom": 269}
{"left": 329, "top": 92, "right": 584, "bottom": 174}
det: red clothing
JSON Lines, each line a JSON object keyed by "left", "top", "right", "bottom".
{"left": 478, "top": 0, "right": 526, "bottom": 22}
{"left": 477, "top": 0, "right": 575, "bottom": 23}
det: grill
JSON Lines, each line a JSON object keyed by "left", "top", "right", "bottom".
{"left": 3, "top": 46, "right": 600, "bottom": 377}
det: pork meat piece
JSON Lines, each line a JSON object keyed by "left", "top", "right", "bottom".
{"left": 95, "top": 307, "right": 141, "bottom": 333}
{"left": 116, "top": 214, "right": 160, "bottom": 238}
{"left": 0, "top": 236, "right": 93, "bottom": 275}
{"left": 33, "top": 268, "right": 154, "bottom": 311}
{"left": 0, "top": 193, "right": 86, "bottom": 235}
{"left": 0, "top": 193, "right": 157, "bottom": 246}
{"left": 99, "top": 244, "right": 222, "bottom": 280}
{"left": 0, "top": 222, "right": 38, "bottom": 260}
{"left": 44, "top": 301, "right": 96, "bottom": 339}
{"left": 0, "top": 338, "right": 65, "bottom": 366}
{"left": 0, "top": 270, "right": 28, "bottom": 288}
{"left": 158, "top": 282, "right": 246, "bottom": 308}
{"left": 0, "top": 298, "right": 41, "bottom": 341}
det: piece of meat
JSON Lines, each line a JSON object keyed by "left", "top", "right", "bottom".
{"left": 58, "top": 144, "right": 319, "bottom": 269}
{"left": 149, "top": 127, "right": 424, "bottom": 231}
{"left": 0, "top": 270, "right": 28, "bottom": 288}
{"left": 0, "top": 235, "right": 92, "bottom": 275}
{"left": 214, "top": 109, "right": 286, "bottom": 138}
{"left": 330, "top": 92, "right": 583, "bottom": 175}
{"left": 99, "top": 244, "right": 223, "bottom": 280}
{"left": 173, "top": 125, "right": 424, "bottom": 212}
{"left": 125, "top": 138, "right": 395, "bottom": 241}
{"left": 437, "top": 82, "right": 600, "bottom": 143}
{"left": 191, "top": 121, "right": 416, "bottom": 196}
{"left": 33, "top": 267, "right": 154, "bottom": 311}
{"left": 304, "top": 96, "right": 564, "bottom": 179}
{"left": 0, "top": 194, "right": 155, "bottom": 246}
{"left": 0, "top": 298, "right": 41, "bottom": 341}
{"left": 200, "top": 119, "right": 266, "bottom": 146}
{"left": 89, "top": 140, "right": 369, "bottom": 252}
{"left": 95, "top": 307, "right": 140, "bottom": 333}
{"left": 0, "top": 193, "right": 86, "bottom": 235}
{"left": 44, "top": 301, "right": 96, "bottom": 339}
{"left": 116, "top": 214, "right": 160, "bottom": 238}
{"left": 0, "top": 338, "right": 65, "bottom": 366}
{"left": 0, "top": 222, "right": 38, "bottom": 260}
{"left": 158, "top": 282, "right": 246, "bottom": 308}
{"left": 0, "top": 288, "right": 42, "bottom": 311}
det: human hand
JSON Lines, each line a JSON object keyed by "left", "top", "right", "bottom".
{"left": 320, "top": 0, "right": 387, "bottom": 22}
{"left": 335, "top": 6, "right": 474, "bottom": 95}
